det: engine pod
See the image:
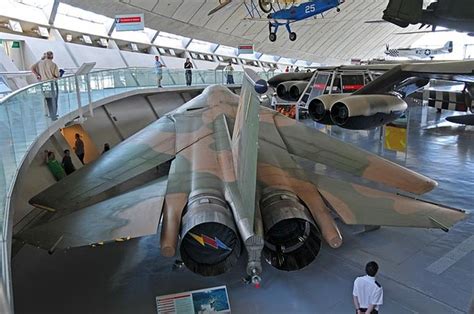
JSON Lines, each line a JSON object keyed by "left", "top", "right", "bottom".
{"left": 180, "top": 193, "right": 241, "bottom": 276}
{"left": 260, "top": 190, "right": 322, "bottom": 271}
{"left": 329, "top": 94, "right": 407, "bottom": 129}
{"left": 308, "top": 94, "right": 350, "bottom": 125}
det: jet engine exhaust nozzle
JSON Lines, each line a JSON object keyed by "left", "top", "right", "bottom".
{"left": 180, "top": 192, "right": 241, "bottom": 276}
{"left": 260, "top": 190, "right": 322, "bottom": 271}
{"left": 330, "top": 102, "right": 350, "bottom": 126}
{"left": 308, "top": 98, "right": 328, "bottom": 122}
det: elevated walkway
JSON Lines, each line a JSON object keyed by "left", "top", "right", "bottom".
{"left": 0, "top": 67, "right": 246, "bottom": 312}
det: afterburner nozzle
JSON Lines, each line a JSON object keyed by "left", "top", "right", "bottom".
{"left": 180, "top": 192, "right": 241, "bottom": 276}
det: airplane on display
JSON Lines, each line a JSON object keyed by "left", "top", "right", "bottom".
{"left": 382, "top": 0, "right": 474, "bottom": 36}
{"left": 268, "top": 61, "right": 474, "bottom": 129}
{"left": 384, "top": 41, "right": 453, "bottom": 59}
{"left": 16, "top": 69, "right": 465, "bottom": 286}
{"left": 423, "top": 86, "right": 474, "bottom": 125}
{"left": 208, "top": 0, "right": 345, "bottom": 42}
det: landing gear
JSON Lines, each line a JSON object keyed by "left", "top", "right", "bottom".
{"left": 268, "top": 21, "right": 297, "bottom": 42}
{"left": 269, "top": 32, "right": 277, "bottom": 42}
{"left": 336, "top": 7, "right": 341, "bottom": 12}
{"left": 289, "top": 32, "right": 297, "bottom": 41}
{"left": 259, "top": 0, "right": 272, "bottom": 13}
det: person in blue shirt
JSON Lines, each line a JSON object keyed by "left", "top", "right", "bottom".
{"left": 154, "top": 55, "right": 165, "bottom": 87}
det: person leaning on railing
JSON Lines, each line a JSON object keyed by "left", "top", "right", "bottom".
{"left": 31, "top": 51, "right": 60, "bottom": 120}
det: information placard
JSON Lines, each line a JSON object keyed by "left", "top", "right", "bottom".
{"left": 156, "top": 285, "right": 231, "bottom": 314}
{"left": 238, "top": 45, "right": 254, "bottom": 55}
{"left": 115, "top": 14, "right": 145, "bottom": 31}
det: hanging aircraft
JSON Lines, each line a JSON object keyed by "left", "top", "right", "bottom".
{"left": 384, "top": 41, "right": 453, "bottom": 59}
{"left": 381, "top": 0, "right": 474, "bottom": 36}
{"left": 16, "top": 69, "right": 465, "bottom": 287}
{"left": 269, "top": 61, "right": 474, "bottom": 129}
{"left": 208, "top": 0, "right": 345, "bottom": 42}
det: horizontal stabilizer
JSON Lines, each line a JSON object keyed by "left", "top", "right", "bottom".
{"left": 17, "top": 177, "right": 168, "bottom": 250}
{"left": 312, "top": 175, "right": 466, "bottom": 230}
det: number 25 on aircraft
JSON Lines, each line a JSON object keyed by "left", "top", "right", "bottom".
{"left": 305, "top": 4, "right": 316, "bottom": 14}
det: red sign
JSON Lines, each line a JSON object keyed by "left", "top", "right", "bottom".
{"left": 118, "top": 17, "right": 142, "bottom": 23}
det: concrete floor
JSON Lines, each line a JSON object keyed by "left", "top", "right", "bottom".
{"left": 12, "top": 104, "right": 474, "bottom": 313}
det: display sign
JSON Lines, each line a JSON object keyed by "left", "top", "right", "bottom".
{"left": 384, "top": 115, "right": 408, "bottom": 153}
{"left": 238, "top": 44, "right": 254, "bottom": 55}
{"left": 115, "top": 14, "right": 145, "bottom": 31}
{"left": 11, "top": 41, "right": 20, "bottom": 48}
{"left": 156, "top": 285, "right": 231, "bottom": 314}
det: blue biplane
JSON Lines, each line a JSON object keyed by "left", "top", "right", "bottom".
{"left": 209, "top": 0, "right": 345, "bottom": 42}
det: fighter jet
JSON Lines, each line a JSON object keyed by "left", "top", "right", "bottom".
{"left": 384, "top": 41, "right": 453, "bottom": 59}
{"left": 269, "top": 61, "right": 474, "bottom": 129}
{"left": 16, "top": 69, "right": 465, "bottom": 285}
{"left": 382, "top": 0, "right": 474, "bottom": 35}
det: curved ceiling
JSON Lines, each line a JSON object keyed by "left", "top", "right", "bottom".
{"left": 62, "top": 0, "right": 427, "bottom": 64}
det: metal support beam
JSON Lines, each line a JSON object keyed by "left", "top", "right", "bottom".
{"left": 48, "top": 0, "right": 60, "bottom": 25}
{"left": 107, "top": 19, "right": 117, "bottom": 37}
{"left": 151, "top": 30, "right": 160, "bottom": 44}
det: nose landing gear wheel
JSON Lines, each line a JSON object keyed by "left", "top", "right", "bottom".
{"left": 289, "top": 32, "right": 297, "bottom": 41}
{"left": 259, "top": 0, "right": 273, "bottom": 13}
{"left": 269, "top": 32, "right": 277, "bottom": 42}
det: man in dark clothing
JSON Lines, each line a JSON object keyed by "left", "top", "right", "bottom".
{"left": 102, "top": 143, "right": 110, "bottom": 154}
{"left": 74, "top": 133, "right": 85, "bottom": 164}
{"left": 61, "top": 149, "right": 75, "bottom": 175}
{"left": 184, "top": 58, "right": 193, "bottom": 86}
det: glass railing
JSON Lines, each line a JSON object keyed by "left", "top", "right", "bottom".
{"left": 0, "top": 67, "right": 249, "bottom": 310}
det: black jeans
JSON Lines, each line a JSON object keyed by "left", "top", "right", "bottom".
{"left": 226, "top": 74, "right": 234, "bottom": 84}
{"left": 185, "top": 70, "right": 192, "bottom": 86}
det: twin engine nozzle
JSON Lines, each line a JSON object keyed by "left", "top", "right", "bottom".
{"left": 308, "top": 94, "right": 408, "bottom": 130}
{"left": 178, "top": 190, "right": 322, "bottom": 276}
{"left": 276, "top": 81, "right": 309, "bottom": 101}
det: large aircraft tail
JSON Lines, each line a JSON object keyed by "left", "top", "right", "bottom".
{"left": 231, "top": 69, "right": 267, "bottom": 226}
{"left": 443, "top": 41, "right": 454, "bottom": 53}
{"left": 230, "top": 68, "right": 267, "bottom": 280}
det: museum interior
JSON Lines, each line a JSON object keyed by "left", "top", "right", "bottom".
{"left": 0, "top": 0, "right": 473, "bottom": 313}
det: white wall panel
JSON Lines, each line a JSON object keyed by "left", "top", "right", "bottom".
{"left": 193, "top": 59, "right": 218, "bottom": 70}
{"left": 121, "top": 50, "right": 155, "bottom": 67}
{"left": 66, "top": 43, "right": 126, "bottom": 69}
{"left": 160, "top": 55, "right": 186, "bottom": 69}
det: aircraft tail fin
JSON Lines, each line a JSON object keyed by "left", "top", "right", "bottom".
{"left": 444, "top": 41, "right": 453, "bottom": 53}
{"left": 231, "top": 69, "right": 267, "bottom": 227}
